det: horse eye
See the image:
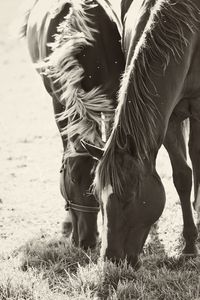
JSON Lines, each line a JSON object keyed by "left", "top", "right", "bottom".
{"left": 71, "top": 177, "right": 78, "bottom": 184}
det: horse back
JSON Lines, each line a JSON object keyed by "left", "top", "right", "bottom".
{"left": 26, "top": 0, "right": 125, "bottom": 102}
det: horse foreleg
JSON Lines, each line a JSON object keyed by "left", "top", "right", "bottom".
{"left": 164, "top": 117, "right": 198, "bottom": 255}
{"left": 189, "top": 117, "right": 200, "bottom": 230}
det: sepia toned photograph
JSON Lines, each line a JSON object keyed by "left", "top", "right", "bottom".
{"left": 0, "top": 0, "right": 199, "bottom": 299}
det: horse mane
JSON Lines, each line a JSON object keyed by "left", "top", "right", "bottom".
{"left": 41, "top": 0, "right": 116, "bottom": 154}
{"left": 95, "top": 0, "right": 199, "bottom": 195}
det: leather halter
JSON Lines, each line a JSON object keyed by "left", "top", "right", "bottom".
{"left": 60, "top": 153, "right": 100, "bottom": 214}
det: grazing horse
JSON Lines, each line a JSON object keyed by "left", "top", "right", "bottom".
{"left": 19, "top": 0, "right": 125, "bottom": 249}
{"left": 82, "top": 0, "right": 200, "bottom": 265}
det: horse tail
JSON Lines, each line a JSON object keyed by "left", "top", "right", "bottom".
{"left": 39, "top": 1, "right": 114, "bottom": 151}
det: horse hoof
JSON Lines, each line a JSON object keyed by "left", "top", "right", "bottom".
{"left": 62, "top": 221, "right": 72, "bottom": 238}
{"left": 182, "top": 245, "right": 200, "bottom": 257}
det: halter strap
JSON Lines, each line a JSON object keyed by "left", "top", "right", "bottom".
{"left": 60, "top": 153, "right": 100, "bottom": 213}
{"left": 65, "top": 201, "right": 100, "bottom": 213}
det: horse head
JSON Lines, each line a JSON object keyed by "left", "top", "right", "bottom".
{"left": 60, "top": 141, "right": 100, "bottom": 250}
{"left": 82, "top": 137, "right": 166, "bottom": 267}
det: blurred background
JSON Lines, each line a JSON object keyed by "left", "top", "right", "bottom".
{"left": 0, "top": 0, "right": 65, "bottom": 253}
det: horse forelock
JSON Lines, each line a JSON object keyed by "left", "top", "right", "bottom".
{"left": 95, "top": 0, "right": 200, "bottom": 196}
{"left": 94, "top": 138, "right": 141, "bottom": 198}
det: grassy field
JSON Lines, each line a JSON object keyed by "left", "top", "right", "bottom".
{"left": 0, "top": 234, "right": 200, "bottom": 300}
{"left": 0, "top": 0, "right": 200, "bottom": 299}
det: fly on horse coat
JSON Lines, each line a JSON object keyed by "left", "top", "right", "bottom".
{"left": 82, "top": 0, "right": 200, "bottom": 267}
{"left": 19, "top": 0, "right": 125, "bottom": 249}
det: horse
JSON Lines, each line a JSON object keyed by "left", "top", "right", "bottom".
{"left": 19, "top": 0, "right": 125, "bottom": 249}
{"left": 82, "top": 0, "right": 200, "bottom": 265}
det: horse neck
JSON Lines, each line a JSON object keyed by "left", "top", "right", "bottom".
{"left": 113, "top": 0, "right": 199, "bottom": 163}
{"left": 122, "top": 0, "right": 157, "bottom": 66}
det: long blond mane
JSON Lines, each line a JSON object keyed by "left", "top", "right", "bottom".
{"left": 42, "top": 0, "right": 114, "bottom": 153}
{"left": 19, "top": 0, "right": 121, "bottom": 154}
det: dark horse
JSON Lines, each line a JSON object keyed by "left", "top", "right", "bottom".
{"left": 19, "top": 0, "right": 124, "bottom": 249}
{"left": 83, "top": 0, "right": 200, "bottom": 265}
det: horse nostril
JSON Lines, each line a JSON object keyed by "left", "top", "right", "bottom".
{"left": 127, "top": 255, "right": 142, "bottom": 270}
{"left": 108, "top": 256, "right": 120, "bottom": 265}
{"left": 104, "top": 249, "right": 123, "bottom": 264}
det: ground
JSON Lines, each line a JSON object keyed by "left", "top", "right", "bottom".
{"left": 0, "top": 0, "right": 198, "bottom": 261}
{"left": 0, "top": 0, "right": 65, "bottom": 255}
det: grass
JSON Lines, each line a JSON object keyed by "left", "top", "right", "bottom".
{"left": 0, "top": 233, "right": 199, "bottom": 300}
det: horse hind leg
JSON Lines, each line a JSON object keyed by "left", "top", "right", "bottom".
{"left": 164, "top": 117, "right": 198, "bottom": 255}
{"left": 189, "top": 116, "right": 200, "bottom": 230}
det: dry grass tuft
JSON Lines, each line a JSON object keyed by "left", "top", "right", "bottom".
{"left": 0, "top": 234, "right": 199, "bottom": 299}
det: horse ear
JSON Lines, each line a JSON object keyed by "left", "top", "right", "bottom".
{"left": 81, "top": 140, "right": 104, "bottom": 160}
{"left": 125, "top": 134, "right": 137, "bottom": 157}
